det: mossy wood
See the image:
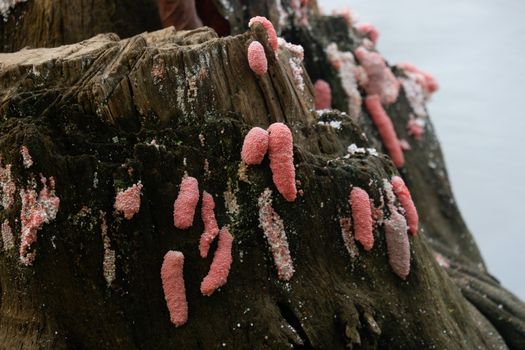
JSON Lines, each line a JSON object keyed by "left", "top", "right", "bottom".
{"left": 0, "top": 0, "right": 523, "bottom": 349}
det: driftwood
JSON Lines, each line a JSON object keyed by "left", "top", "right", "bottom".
{"left": 0, "top": 0, "right": 524, "bottom": 349}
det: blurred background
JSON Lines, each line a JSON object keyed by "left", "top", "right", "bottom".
{"left": 319, "top": 0, "right": 525, "bottom": 299}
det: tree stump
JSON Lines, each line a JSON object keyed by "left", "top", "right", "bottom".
{"left": 0, "top": 0, "right": 523, "bottom": 349}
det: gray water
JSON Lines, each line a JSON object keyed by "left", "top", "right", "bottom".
{"left": 320, "top": 0, "right": 525, "bottom": 299}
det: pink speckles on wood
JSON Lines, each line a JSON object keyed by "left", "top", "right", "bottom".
{"left": 314, "top": 79, "right": 332, "bottom": 110}
{"left": 1, "top": 219, "right": 14, "bottom": 251}
{"left": 20, "top": 145, "right": 33, "bottom": 168}
{"left": 173, "top": 176, "right": 199, "bottom": 229}
{"left": 100, "top": 211, "right": 116, "bottom": 286}
{"left": 0, "top": 162, "right": 16, "bottom": 210}
{"left": 267, "top": 123, "right": 297, "bottom": 202}
{"left": 350, "top": 187, "right": 374, "bottom": 251}
{"left": 384, "top": 210, "right": 411, "bottom": 279}
{"left": 161, "top": 251, "right": 188, "bottom": 327}
{"left": 241, "top": 127, "right": 269, "bottom": 165}
{"left": 200, "top": 227, "right": 234, "bottom": 296}
{"left": 339, "top": 217, "right": 359, "bottom": 259}
{"left": 354, "top": 46, "right": 400, "bottom": 105}
{"left": 365, "top": 95, "right": 405, "bottom": 168}
{"left": 114, "top": 182, "right": 143, "bottom": 220}
{"left": 247, "top": 41, "right": 268, "bottom": 76}
{"left": 391, "top": 176, "right": 419, "bottom": 236}
{"left": 248, "top": 16, "right": 278, "bottom": 52}
{"left": 355, "top": 23, "right": 380, "bottom": 45}
{"left": 19, "top": 176, "right": 60, "bottom": 266}
{"left": 258, "top": 188, "right": 295, "bottom": 280}
{"left": 199, "top": 191, "right": 220, "bottom": 258}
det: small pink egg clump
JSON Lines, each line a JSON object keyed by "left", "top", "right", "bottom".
{"left": 20, "top": 145, "right": 33, "bottom": 168}
{"left": 384, "top": 210, "right": 411, "bottom": 279}
{"left": 268, "top": 123, "right": 297, "bottom": 202}
{"left": 391, "top": 176, "right": 419, "bottom": 236}
{"left": 173, "top": 176, "right": 200, "bottom": 229}
{"left": 355, "top": 46, "right": 400, "bottom": 105}
{"left": 350, "top": 187, "right": 374, "bottom": 251}
{"left": 199, "top": 191, "right": 220, "bottom": 258}
{"left": 355, "top": 23, "right": 380, "bottom": 45}
{"left": 114, "top": 183, "right": 143, "bottom": 220}
{"left": 314, "top": 79, "right": 332, "bottom": 110}
{"left": 365, "top": 95, "right": 405, "bottom": 168}
{"left": 398, "top": 62, "right": 439, "bottom": 95}
{"left": 19, "top": 176, "right": 60, "bottom": 265}
{"left": 200, "top": 227, "right": 234, "bottom": 296}
{"left": 407, "top": 118, "right": 425, "bottom": 140}
{"left": 161, "top": 251, "right": 188, "bottom": 327}
{"left": 248, "top": 16, "right": 278, "bottom": 52}
{"left": 247, "top": 41, "right": 268, "bottom": 76}
{"left": 241, "top": 127, "right": 269, "bottom": 165}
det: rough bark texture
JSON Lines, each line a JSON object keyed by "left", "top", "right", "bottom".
{"left": 0, "top": 0, "right": 524, "bottom": 349}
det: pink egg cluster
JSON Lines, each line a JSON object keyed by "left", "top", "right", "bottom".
{"left": 384, "top": 209, "right": 411, "bottom": 279}
{"left": 268, "top": 123, "right": 297, "bottom": 202}
{"left": 247, "top": 41, "right": 268, "bottom": 76}
{"left": 398, "top": 62, "right": 439, "bottom": 96}
{"left": 173, "top": 176, "right": 200, "bottom": 229}
{"left": 161, "top": 250, "right": 188, "bottom": 327}
{"left": 383, "top": 179, "right": 412, "bottom": 279}
{"left": 355, "top": 46, "right": 400, "bottom": 105}
{"left": 314, "top": 79, "right": 332, "bottom": 110}
{"left": 355, "top": 23, "right": 380, "bottom": 45}
{"left": 114, "top": 182, "right": 143, "bottom": 220}
{"left": 241, "top": 127, "right": 269, "bottom": 165}
{"left": 391, "top": 176, "right": 419, "bottom": 236}
{"left": 365, "top": 95, "right": 405, "bottom": 168}
{"left": 198, "top": 191, "right": 220, "bottom": 258}
{"left": 241, "top": 123, "right": 297, "bottom": 202}
{"left": 200, "top": 227, "right": 233, "bottom": 296}
{"left": 340, "top": 178, "right": 416, "bottom": 280}
{"left": 163, "top": 178, "right": 235, "bottom": 325}
{"left": 248, "top": 16, "right": 278, "bottom": 52}
{"left": 350, "top": 187, "right": 374, "bottom": 251}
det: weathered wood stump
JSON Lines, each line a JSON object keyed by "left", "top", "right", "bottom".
{"left": 0, "top": 0, "right": 523, "bottom": 349}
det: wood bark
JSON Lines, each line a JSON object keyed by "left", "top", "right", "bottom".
{"left": 0, "top": 0, "right": 523, "bottom": 349}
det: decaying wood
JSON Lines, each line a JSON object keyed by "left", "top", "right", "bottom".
{"left": 0, "top": 0, "right": 523, "bottom": 349}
